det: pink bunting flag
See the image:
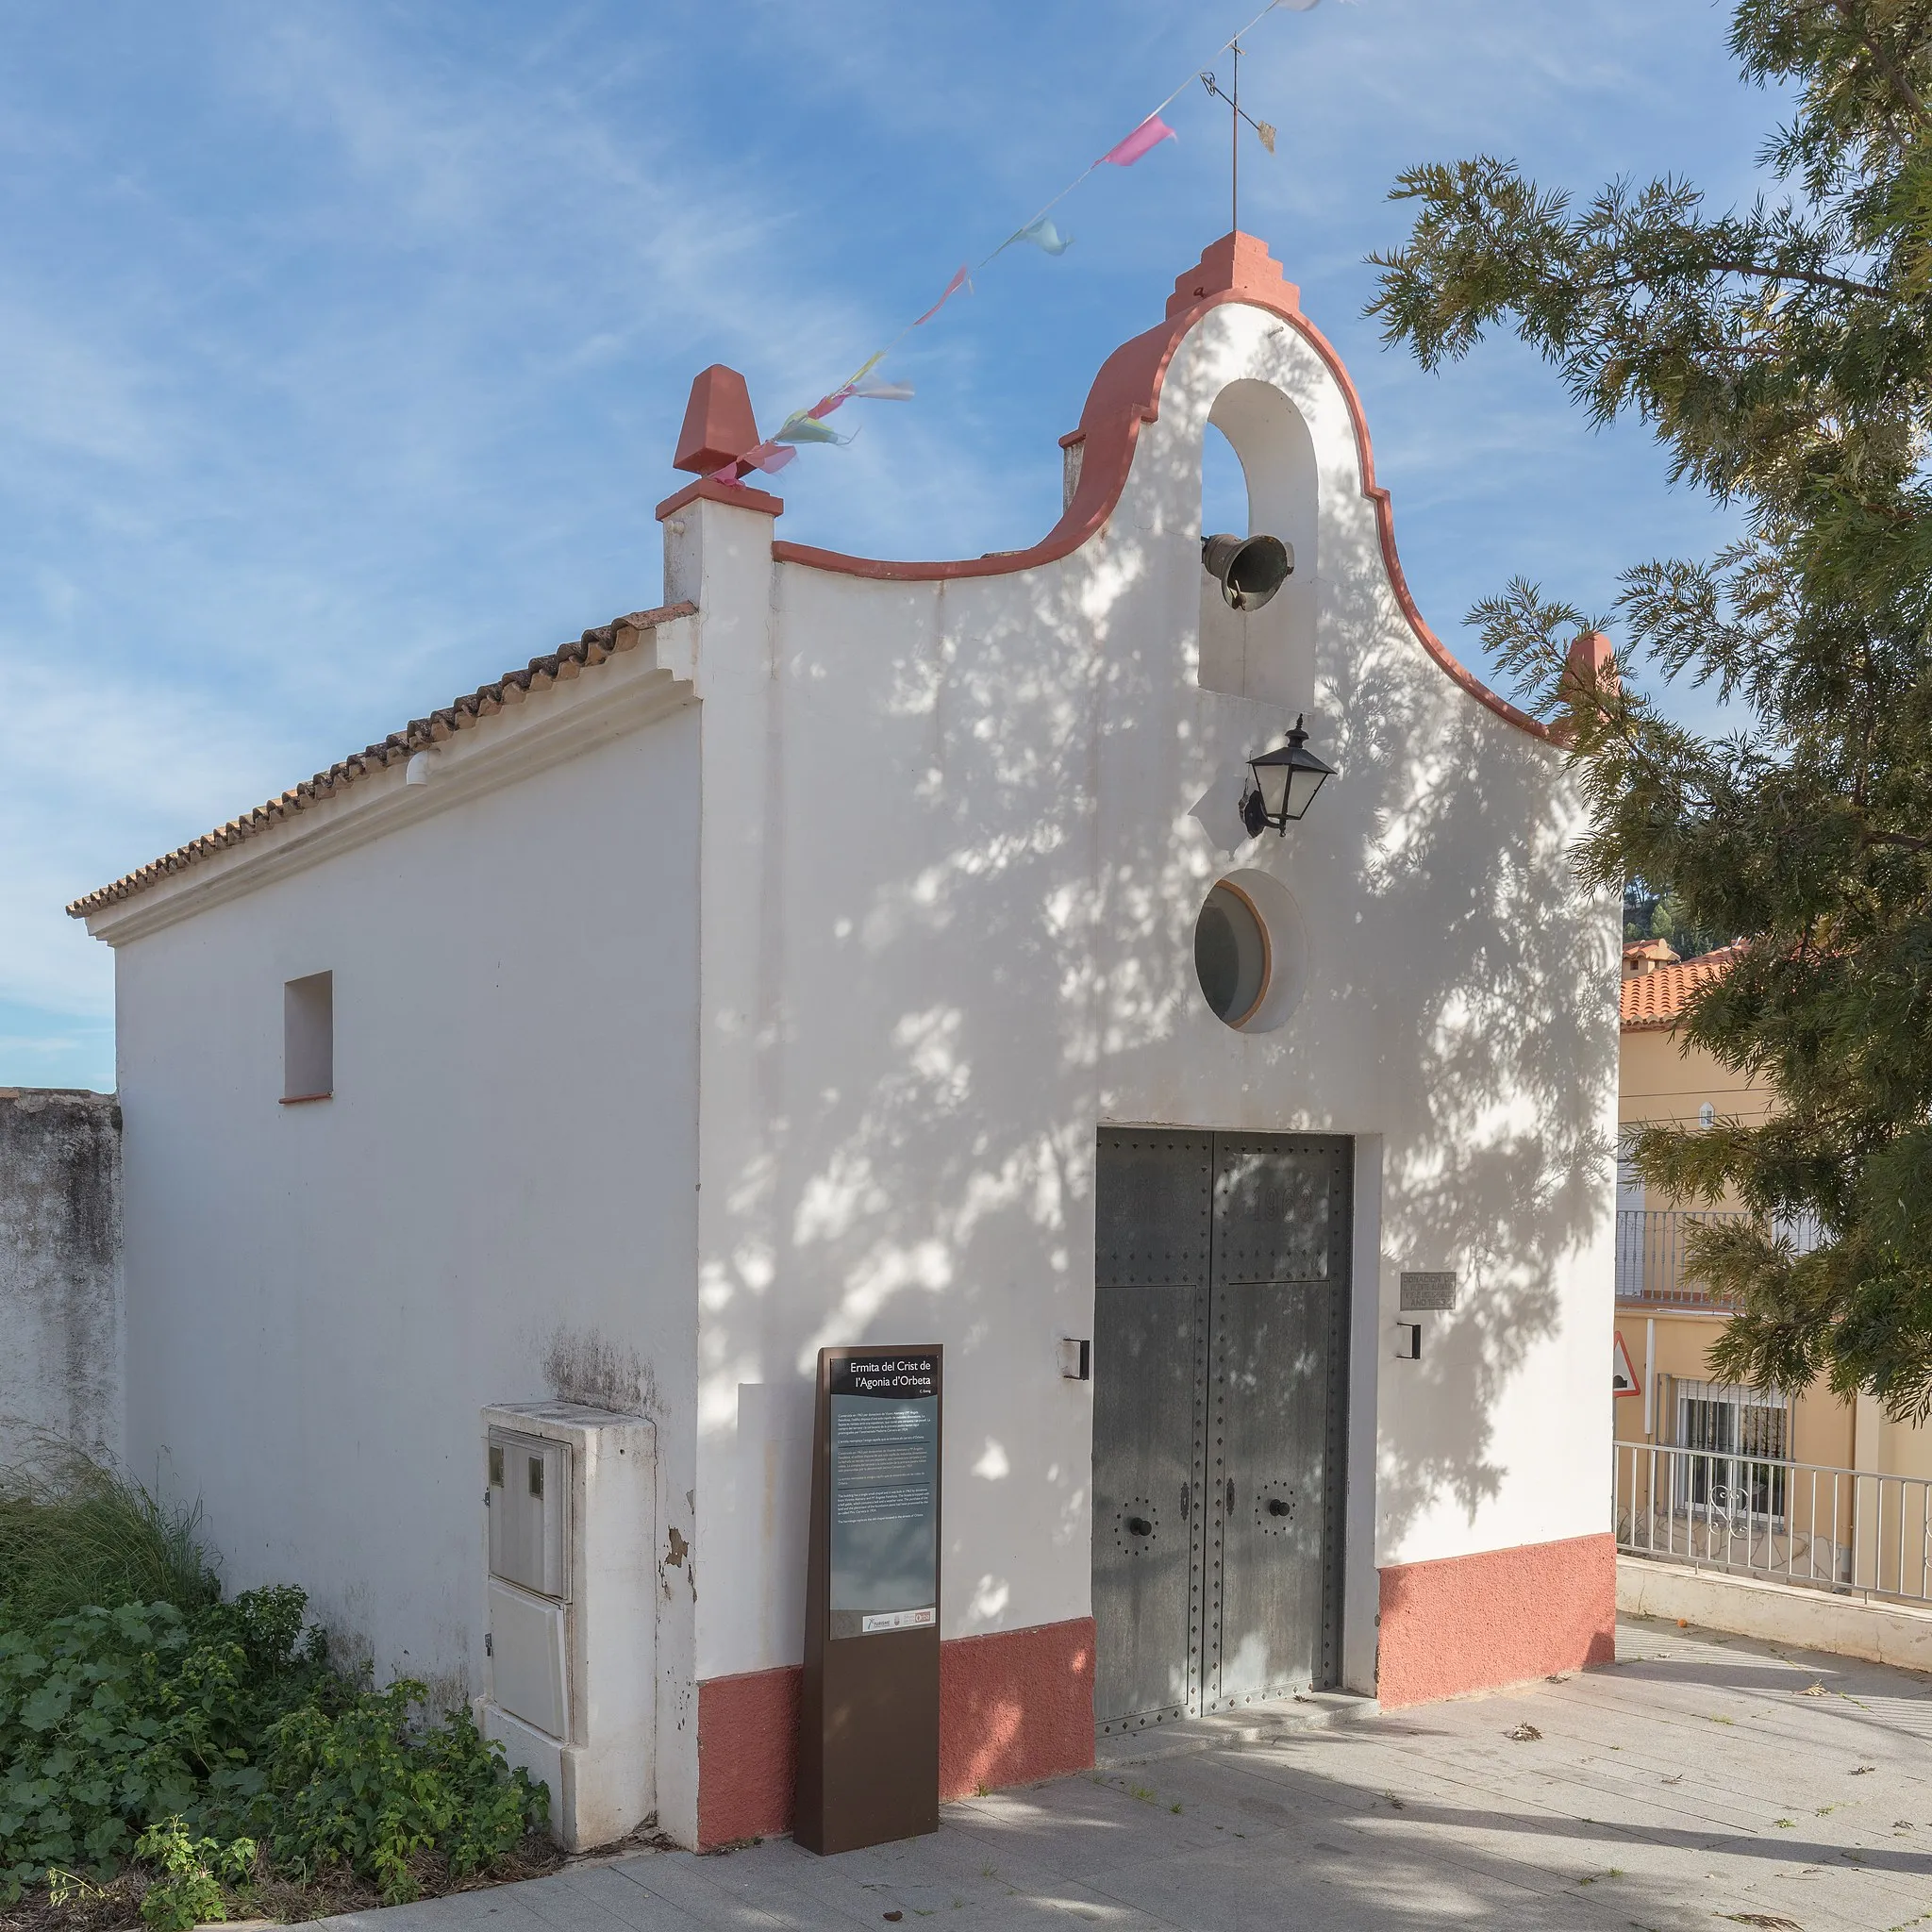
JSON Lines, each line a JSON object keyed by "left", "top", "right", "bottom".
{"left": 1100, "top": 113, "right": 1176, "bottom": 167}
{"left": 709, "top": 442, "right": 796, "bottom": 485}
{"left": 914, "top": 265, "right": 971, "bottom": 325}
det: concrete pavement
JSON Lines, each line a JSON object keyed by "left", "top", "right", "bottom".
{"left": 323, "top": 1616, "right": 1932, "bottom": 1930}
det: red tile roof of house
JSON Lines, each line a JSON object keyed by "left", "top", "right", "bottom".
{"left": 1621, "top": 944, "right": 1743, "bottom": 1030}
{"left": 1622, "top": 938, "right": 1679, "bottom": 971}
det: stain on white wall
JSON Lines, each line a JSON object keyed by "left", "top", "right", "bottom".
{"left": 0, "top": 1089, "right": 122, "bottom": 1466}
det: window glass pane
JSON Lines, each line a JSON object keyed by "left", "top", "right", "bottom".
{"left": 1194, "top": 883, "right": 1269, "bottom": 1027}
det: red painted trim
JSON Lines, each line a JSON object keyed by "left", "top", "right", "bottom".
{"left": 939, "top": 1617, "right": 1094, "bottom": 1804}
{"left": 1376, "top": 1533, "right": 1616, "bottom": 1709}
{"left": 696, "top": 1664, "right": 800, "bottom": 1849}
{"left": 768, "top": 233, "right": 1549, "bottom": 743}
{"left": 655, "top": 475, "right": 784, "bottom": 523}
{"left": 694, "top": 1616, "right": 1095, "bottom": 1849}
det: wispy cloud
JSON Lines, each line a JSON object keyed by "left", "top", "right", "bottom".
{"left": 0, "top": 0, "right": 1780, "bottom": 1086}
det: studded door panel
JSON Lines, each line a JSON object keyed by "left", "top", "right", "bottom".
{"left": 1092, "top": 1129, "right": 1351, "bottom": 1733}
{"left": 1092, "top": 1131, "right": 1210, "bottom": 1733}
{"left": 1207, "top": 1137, "right": 1352, "bottom": 1707}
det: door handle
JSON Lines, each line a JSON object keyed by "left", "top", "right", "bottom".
{"left": 1126, "top": 1516, "right": 1154, "bottom": 1537}
{"left": 1267, "top": 1497, "right": 1291, "bottom": 1517}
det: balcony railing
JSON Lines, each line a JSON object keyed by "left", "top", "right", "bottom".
{"left": 1614, "top": 1440, "right": 1932, "bottom": 1607}
{"left": 1615, "top": 1208, "right": 1822, "bottom": 1308}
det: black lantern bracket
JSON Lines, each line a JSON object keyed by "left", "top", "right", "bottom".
{"left": 1240, "top": 714, "right": 1334, "bottom": 838}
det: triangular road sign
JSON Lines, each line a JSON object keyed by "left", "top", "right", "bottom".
{"left": 1613, "top": 1329, "right": 1641, "bottom": 1397}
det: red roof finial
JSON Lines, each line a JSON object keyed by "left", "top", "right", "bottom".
{"left": 1166, "top": 232, "right": 1298, "bottom": 320}
{"left": 673, "top": 365, "right": 761, "bottom": 475}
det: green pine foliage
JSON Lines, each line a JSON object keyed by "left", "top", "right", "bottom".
{"left": 1370, "top": 1, "right": 1932, "bottom": 1417}
{"left": 1624, "top": 881, "right": 1728, "bottom": 958}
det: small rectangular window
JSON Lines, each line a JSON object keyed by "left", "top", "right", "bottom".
{"left": 489, "top": 1445, "right": 505, "bottom": 1488}
{"left": 283, "top": 972, "right": 333, "bottom": 1102}
{"left": 527, "top": 1456, "right": 544, "bottom": 1499}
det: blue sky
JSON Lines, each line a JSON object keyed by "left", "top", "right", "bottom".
{"left": 1, "top": 0, "right": 1774, "bottom": 1092}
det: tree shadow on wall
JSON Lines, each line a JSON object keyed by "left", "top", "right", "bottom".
{"left": 704, "top": 405, "right": 1615, "bottom": 1693}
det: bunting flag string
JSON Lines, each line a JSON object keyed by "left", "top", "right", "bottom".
{"left": 721, "top": 0, "right": 1320, "bottom": 485}
{"left": 914, "top": 265, "right": 973, "bottom": 325}
{"left": 1099, "top": 114, "right": 1177, "bottom": 168}
{"left": 774, "top": 416, "right": 853, "bottom": 447}
{"left": 1001, "top": 214, "right": 1074, "bottom": 257}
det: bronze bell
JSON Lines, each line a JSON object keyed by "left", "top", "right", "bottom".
{"left": 1202, "top": 532, "right": 1293, "bottom": 611}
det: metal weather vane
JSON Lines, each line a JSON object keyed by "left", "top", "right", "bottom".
{"left": 725, "top": 0, "right": 1318, "bottom": 486}
{"left": 1200, "top": 39, "right": 1278, "bottom": 233}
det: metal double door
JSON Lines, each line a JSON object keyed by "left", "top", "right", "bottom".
{"left": 1092, "top": 1128, "right": 1352, "bottom": 1733}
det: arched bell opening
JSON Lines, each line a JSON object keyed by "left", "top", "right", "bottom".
{"left": 1197, "top": 378, "right": 1318, "bottom": 705}
{"left": 1201, "top": 420, "right": 1250, "bottom": 541}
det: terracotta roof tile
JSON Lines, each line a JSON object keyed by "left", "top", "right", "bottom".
{"left": 67, "top": 601, "right": 695, "bottom": 920}
{"left": 1620, "top": 944, "right": 1742, "bottom": 1030}
{"left": 1622, "top": 938, "right": 1679, "bottom": 969}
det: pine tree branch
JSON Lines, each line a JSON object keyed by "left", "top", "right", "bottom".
{"left": 1826, "top": 0, "right": 1932, "bottom": 126}
{"left": 1374, "top": 5, "right": 1932, "bottom": 1412}
{"left": 1694, "top": 255, "right": 1890, "bottom": 299}
{"left": 1593, "top": 254, "right": 1890, "bottom": 302}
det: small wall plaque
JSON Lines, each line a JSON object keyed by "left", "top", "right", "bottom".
{"left": 1400, "top": 1271, "right": 1457, "bottom": 1311}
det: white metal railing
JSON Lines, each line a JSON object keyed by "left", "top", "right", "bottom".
{"left": 1615, "top": 1208, "right": 1822, "bottom": 1307}
{"left": 1614, "top": 1440, "right": 1932, "bottom": 1607}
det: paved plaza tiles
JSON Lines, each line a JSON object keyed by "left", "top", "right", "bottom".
{"left": 324, "top": 1618, "right": 1932, "bottom": 1931}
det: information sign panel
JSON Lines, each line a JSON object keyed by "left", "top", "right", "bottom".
{"left": 828, "top": 1353, "right": 939, "bottom": 1639}
{"left": 796, "top": 1344, "right": 942, "bottom": 1856}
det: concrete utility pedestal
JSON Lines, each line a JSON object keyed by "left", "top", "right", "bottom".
{"left": 478, "top": 1401, "right": 658, "bottom": 1848}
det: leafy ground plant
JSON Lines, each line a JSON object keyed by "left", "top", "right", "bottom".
{"left": 0, "top": 1458, "right": 554, "bottom": 1927}
{"left": 128, "top": 1823, "right": 254, "bottom": 1932}
{"left": 0, "top": 1589, "right": 551, "bottom": 1917}
{"left": 253, "top": 1688, "right": 543, "bottom": 1904}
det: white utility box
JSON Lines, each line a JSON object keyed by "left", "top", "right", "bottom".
{"left": 478, "top": 1401, "right": 656, "bottom": 1850}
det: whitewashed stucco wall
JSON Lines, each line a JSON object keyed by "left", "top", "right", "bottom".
{"left": 681, "top": 295, "right": 1617, "bottom": 1692}
{"left": 111, "top": 706, "right": 701, "bottom": 1754}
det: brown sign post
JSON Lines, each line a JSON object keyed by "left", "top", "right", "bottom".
{"left": 795, "top": 1344, "right": 942, "bottom": 1855}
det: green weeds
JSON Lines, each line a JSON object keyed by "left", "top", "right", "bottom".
{"left": 0, "top": 1446, "right": 216, "bottom": 1625}
{"left": 0, "top": 1455, "right": 548, "bottom": 1918}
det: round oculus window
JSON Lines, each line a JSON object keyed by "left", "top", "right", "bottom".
{"left": 1194, "top": 880, "right": 1272, "bottom": 1028}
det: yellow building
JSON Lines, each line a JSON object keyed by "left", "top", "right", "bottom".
{"left": 1614, "top": 942, "right": 1932, "bottom": 1598}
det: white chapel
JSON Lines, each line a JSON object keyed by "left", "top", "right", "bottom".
{"left": 72, "top": 231, "right": 1619, "bottom": 1849}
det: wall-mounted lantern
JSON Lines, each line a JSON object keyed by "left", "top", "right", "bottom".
{"left": 1241, "top": 715, "right": 1334, "bottom": 837}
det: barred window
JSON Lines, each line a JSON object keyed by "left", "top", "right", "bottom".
{"left": 1675, "top": 1379, "right": 1790, "bottom": 1518}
